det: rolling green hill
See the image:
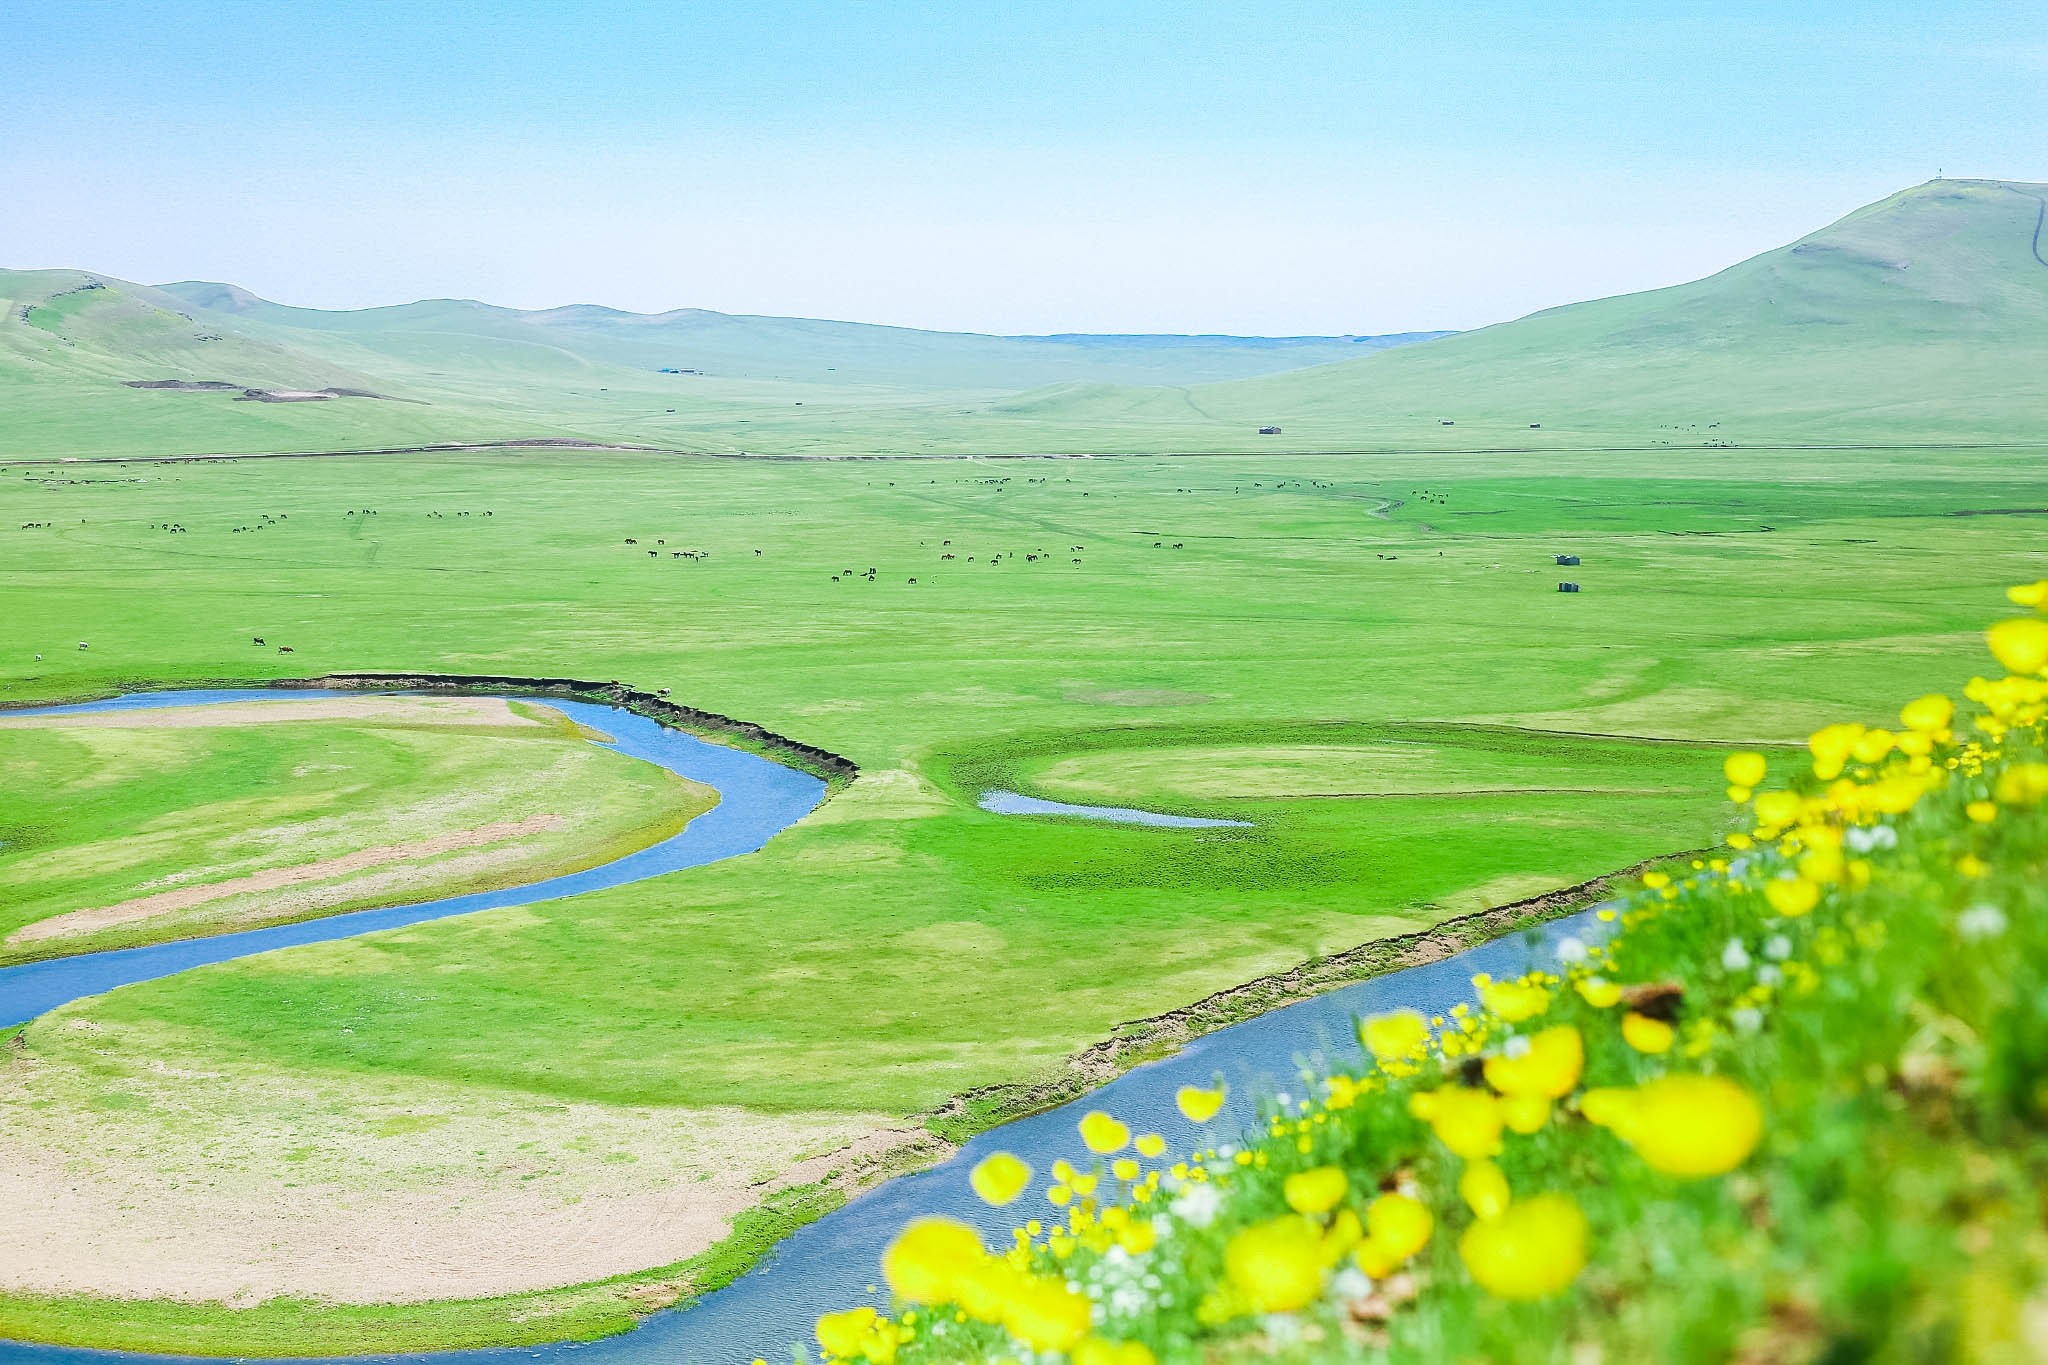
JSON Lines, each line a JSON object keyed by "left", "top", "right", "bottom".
{"left": 3, "top": 178, "right": 2043, "bottom": 460}
{"left": 1141, "top": 177, "right": 2048, "bottom": 448}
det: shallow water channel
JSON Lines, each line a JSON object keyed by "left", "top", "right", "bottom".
{"left": 0, "top": 689, "right": 1602, "bottom": 1365}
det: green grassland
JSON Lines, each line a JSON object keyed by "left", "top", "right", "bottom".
{"left": 1, "top": 175, "right": 2047, "bottom": 1351}
{"left": 0, "top": 434, "right": 2043, "bottom": 1349}
{"left": 0, "top": 699, "right": 713, "bottom": 963}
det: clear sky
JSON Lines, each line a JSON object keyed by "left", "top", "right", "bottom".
{"left": 2, "top": 1, "right": 2041, "bottom": 334}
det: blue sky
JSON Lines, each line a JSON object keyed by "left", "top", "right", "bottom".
{"left": 2, "top": 1, "right": 2041, "bottom": 332}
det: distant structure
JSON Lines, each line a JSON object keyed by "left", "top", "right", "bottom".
{"left": 1555, "top": 554, "right": 1580, "bottom": 566}
{"left": 1558, "top": 582, "right": 1581, "bottom": 593}
{"left": 1529, "top": 423, "right": 1542, "bottom": 429}
{"left": 1257, "top": 425, "right": 1282, "bottom": 435}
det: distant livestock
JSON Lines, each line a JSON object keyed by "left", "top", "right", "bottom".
{"left": 1558, "top": 582, "right": 1581, "bottom": 593}
{"left": 1258, "top": 426, "right": 1282, "bottom": 435}
{"left": 1555, "top": 554, "right": 1580, "bottom": 566}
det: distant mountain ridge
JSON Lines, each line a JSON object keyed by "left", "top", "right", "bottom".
{"left": 2, "top": 177, "right": 2043, "bottom": 457}
{"left": 146, "top": 280, "right": 1446, "bottom": 388}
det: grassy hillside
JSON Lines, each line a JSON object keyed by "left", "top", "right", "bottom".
{"left": 1160, "top": 177, "right": 2048, "bottom": 447}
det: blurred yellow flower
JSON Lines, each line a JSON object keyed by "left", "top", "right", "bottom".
{"left": 1410, "top": 1084, "right": 1505, "bottom": 1158}
{"left": 1079, "top": 1111, "right": 1132, "bottom": 1154}
{"left": 1900, "top": 693, "right": 1954, "bottom": 732}
{"left": 1622, "top": 1012, "right": 1676, "bottom": 1053}
{"left": 1134, "top": 1133, "right": 1167, "bottom": 1158}
{"left": 1073, "top": 1337, "right": 1156, "bottom": 1365}
{"left": 1585, "top": 1074, "right": 1762, "bottom": 1177}
{"left": 1359, "top": 1008, "right": 1431, "bottom": 1063}
{"left": 1476, "top": 973, "right": 1552, "bottom": 1021}
{"left": 1175, "top": 1084, "right": 1226, "bottom": 1124}
{"left": 1988, "top": 617, "right": 2048, "bottom": 675}
{"left": 817, "top": 1306, "right": 882, "bottom": 1359}
{"left": 1458, "top": 1193, "right": 1588, "bottom": 1300}
{"left": 1765, "top": 878, "right": 1822, "bottom": 917}
{"left": 883, "top": 1217, "right": 985, "bottom": 1304}
{"left": 1283, "top": 1164, "right": 1349, "bottom": 1215}
{"left": 1724, "top": 751, "right": 1767, "bottom": 787}
{"left": 1484, "top": 1024, "right": 1584, "bottom": 1098}
{"left": 1365, "top": 1192, "right": 1433, "bottom": 1261}
{"left": 1459, "top": 1158, "right": 1511, "bottom": 1219}
{"left": 1223, "top": 1215, "right": 1327, "bottom": 1312}
{"left": 969, "top": 1152, "right": 1032, "bottom": 1207}
{"left": 1002, "top": 1275, "right": 1093, "bottom": 1352}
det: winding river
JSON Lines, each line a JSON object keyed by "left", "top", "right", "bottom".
{"left": 0, "top": 689, "right": 1599, "bottom": 1365}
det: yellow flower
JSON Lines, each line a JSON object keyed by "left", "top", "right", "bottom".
{"left": 1079, "top": 1110, "right": 1131, "bottom": 1155}
{"left": 1475, "top": 974, "right": 1552, "bottom": 1022}
{"left": 1967, "top": 800, "right": 1998, "bottom": 824}
{"left": 1765, "top": 877, "right": 1822, "bottom": 917}
{"left": 1283, "top": 1164, "right": 1349, "bottom": 1215}
{"left": 1586, "top": 1074, "right": 1763, "bottom": 1177}
{"left": 1576, "top": 976, "right": 1623, "bottom": 1008}
{"left": 817, "top": 1307, "right": 881, "bottom": 1358}
{"left": 1175, "top": 1084, "right": 1226, "bottom": 1124}
{"left": 1459, "top": 1158, "right": 1511, "bottom": 1219}
{"left": 969, "top": 1152, "right": 1032, "bottom": 1207}
{"left": 2008, "top": 579, "right": 2048, "bottom": 608}
{"left": 1359, "top": 1008, "right": 1431, "bottom": 1064}
{"left": 1900, "top": 693, "right": 1954, "bottom": 732}
{"left": 1111, "top": 1157, "right": 1140, "bottom": 1182}
{"left": 954, "top": 1254, "right": 1027, "bottom": 1322}
{"left": 1001, "top": 1275, "right": 1093, "bottom": 1353}
{"left": 1458, "top": 1194, "right": 1588, "bottom": 1300}
{"left": 1754, "top": 790, "right": 1803, "bottom": 827}
{"left": 1073, "top": 1338, "right": 1157, "bottom": 1365}
{"left": 1483, "top": 1024, "right": 1584, "bottom": 1098}
{"left": 1500, "top": 1092, "right": 1553, "bottom": 1134}
{"left": 883, "top": 1217, "right": 985, "bottom": 1305}
{"left": 1988, "top": 617, "right": 2048, "bottom": 675}
{"left": 1318, "top": 1207, "right": 1363, "bottom": 1265}
{"left": 1723, "top": 751, "right": 1767, "bottom": 788}
{"left": 1365, "top": 1192, "right": 1433, "bottom": 1261}
{"left": 1134, "top": 1133, "right": 1167, "bottom": 1158}
{"left": 1808, "top": 723, "right": 1865, "bottom": 780}
{"left": 1223, "top": 1215, "right": 1328, "bottom": 1313}
{"left": 1410, "top": 1084, "right": 1504, "bottom": 1158}
{"left": 1622, "top": 1012, "right": 1675, "bottom": 1054}
{"left": 1995, "top": 762, "right": 2048, "bottom": 807}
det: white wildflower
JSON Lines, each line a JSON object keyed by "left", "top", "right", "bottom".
{"left": 1171, "top": 1182, "right": 1222, "bottom": 1228}
{"left": 1555, "top": 935, "right": 1589, "bottom": 964}
{"left": 1721, "top": 939, "right": 1753, "bottom": 972}
{"left": 1731, "top": 1007, "right": 1764, "bottom": 1035}
{"left": 1763, "top": 934, "right": 1793, "bottom": 961}
{"left": 1330, "top": 1266, "right": 1374, "bottom": 1302}
{"left": 1958, "top": 903, "right": 2008, "bottom": 940}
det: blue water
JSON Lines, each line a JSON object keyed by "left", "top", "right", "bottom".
{"left": 978, "top": 790, "right": 1251, "bottom": 829}
{"left": 0, "top": 689, "right": 1601, "bottom": 1365}
{"left": 0, "top": 689, "right": 828, "bottom": 1029}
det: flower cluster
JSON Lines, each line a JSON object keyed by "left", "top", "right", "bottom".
{"left": 797, "top": 587, "right": 2048, "bottom": 1364}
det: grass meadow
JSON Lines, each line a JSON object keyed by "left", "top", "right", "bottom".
{"left": 0, "top": 440, "right": 2043, "bottom": 1350}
